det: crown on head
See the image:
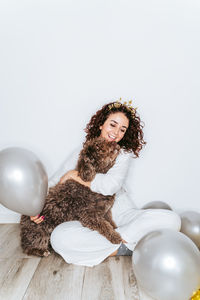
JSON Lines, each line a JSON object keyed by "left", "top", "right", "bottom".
{"left": 108, "top": 98, "right": 137, "bottom": 117}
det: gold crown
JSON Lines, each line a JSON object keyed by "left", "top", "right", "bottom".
{"left": 108, "top": 98, "right": 137, "bottom": 117}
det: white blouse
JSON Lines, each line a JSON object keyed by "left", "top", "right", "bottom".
{"left": 48, "top": 145, "right": 137, "bottom": 222}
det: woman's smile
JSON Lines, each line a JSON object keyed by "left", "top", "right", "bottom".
{"left": 100, "top": 112, "right": 129, "bottom": 143}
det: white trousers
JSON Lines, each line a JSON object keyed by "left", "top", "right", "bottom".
{"left": 50, "top": 208, "right": 181, "bottom": 267}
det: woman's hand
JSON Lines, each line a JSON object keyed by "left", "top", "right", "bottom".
{"left": 30, "top": 214, "right": 45, "bottom": 224}
{"left": 59, "top": 170, "right": 91, "bottom": 188}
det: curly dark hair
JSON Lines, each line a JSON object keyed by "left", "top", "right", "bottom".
{"left": 84, "top": 102, "right": 146, "bottom": 157}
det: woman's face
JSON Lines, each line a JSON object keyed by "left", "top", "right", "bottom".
{"left": 100, "top": 112, "right": 129, "bottom": 143}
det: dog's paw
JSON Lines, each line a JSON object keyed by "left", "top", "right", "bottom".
{"left": 109, "top": 232, "right": 123, "bottom": 244}
{"left": 109, "top": 221, "right": 117, "bottom": 229}
{"left": 43, "top": 250, "right": 51, "bottom": 257}
{"left": 24, "top": 248, "right": 51, "bottom": 257}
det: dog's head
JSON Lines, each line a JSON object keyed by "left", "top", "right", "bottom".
{"left": 76, "top": 137, "right": 120, "bottom": 182}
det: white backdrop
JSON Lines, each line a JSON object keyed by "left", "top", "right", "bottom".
{"left": 0, "top": 0, "right": 200, "bottom": 222}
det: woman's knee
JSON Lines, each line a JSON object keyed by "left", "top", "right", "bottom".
{"left": 143, "top": 209, "right": 181, "bottom": 232}
{"left": 160, "top": 209, "right": 181, "bottom": 231}
{"left": 50, "top": 224, "right": 64, "bottom": 250}
{"left": 168, "top": 210, "right": 181, "bottom": 231}
{"left": 50, "top": 221, "right": 87, "bottom": 251}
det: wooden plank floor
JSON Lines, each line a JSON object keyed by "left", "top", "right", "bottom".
{"left": 0, "top": 224, "right": 139, "bottom": 300}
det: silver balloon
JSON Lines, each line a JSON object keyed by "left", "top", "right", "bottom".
{"left": 181, "top": 211, "right": 200, "bottom": 249}
{"left": 132, "top": 229, "right": 200, "bottom": 300}
{"left": 142, "top": 201, "right": 172, "bottom": 210}
{"left": 0, "top": 147, "right": 48, "bottom": 216}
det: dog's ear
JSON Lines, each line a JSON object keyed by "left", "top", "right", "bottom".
{"left": 77, "top": 157, "right": 96, "bottom": 182}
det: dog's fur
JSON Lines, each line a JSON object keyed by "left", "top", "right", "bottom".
{"left": 20, "top": 137, "right": 122, "bottom": 257}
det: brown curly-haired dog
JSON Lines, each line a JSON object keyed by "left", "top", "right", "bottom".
{"left": 20, "top": 137, "right": 122, "bottom": 257}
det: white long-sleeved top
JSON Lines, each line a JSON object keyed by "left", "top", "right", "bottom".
{"left": 50, "top": 147, "right": 181, "bottom": 267}
{"left": 48, "top": 145, "right": 137, "bottom": 219}
{"left": 49, "top": 147, "right": 182, "bottom": 268}
{"left": 90, "top": 149, "right": 133, "bottom": 196}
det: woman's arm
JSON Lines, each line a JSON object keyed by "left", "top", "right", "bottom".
{"left": 61, "top": 150, "right": 132, "bottom": 194}
{"left": 32, "top": 150, "right": 132, "bottom": 223}
{"left": 90, "top": 150, "right": 132, "bottom": 196}
{"left": 50, "top": 145, "right": 132, "bottom": 194}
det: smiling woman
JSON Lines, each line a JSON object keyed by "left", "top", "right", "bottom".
{"left": 31, "top": 100, "right": 181, "bottom": 267}
{"left": 99, "top": 112, "right": 129, "bottom": 143}
{"left": 84, "top": 100, "right": 145, "bottom": 156}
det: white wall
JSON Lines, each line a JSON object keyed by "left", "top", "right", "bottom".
{"left": 0, "top": 0, "right": 200, "bottom": 222}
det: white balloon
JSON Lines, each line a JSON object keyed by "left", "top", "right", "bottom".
{"left": 0, "top": 147, "right": 48, "bottom": 216}
{"left": 181, "top": 211, "right": 200, "bottom": 248}
{"left": 132, "top": 229, "right": 200, "bottom": 300}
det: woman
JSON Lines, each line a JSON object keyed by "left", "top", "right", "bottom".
{"left": 31, "top": 100, "right": 181, "bottom": 267}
